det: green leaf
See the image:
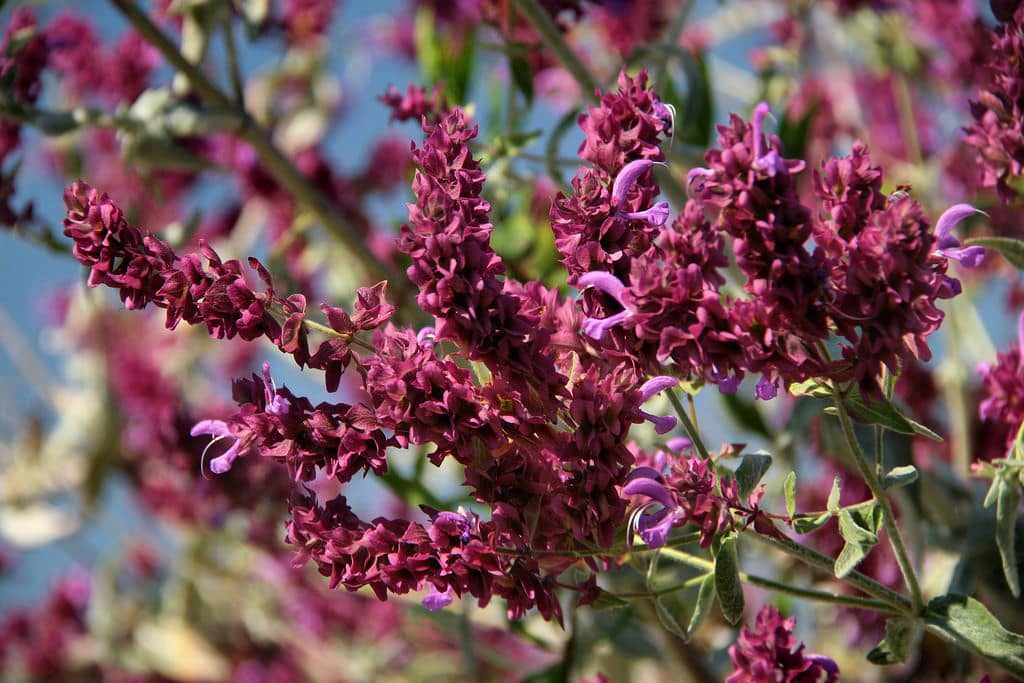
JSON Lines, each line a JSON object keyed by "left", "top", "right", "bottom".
{"left": 544, "top": 107, "right": 579, "bottom": 186}
{"left": 826, "top": 475, "right": 842, "bottom": 514}
{"left": 588, "top": 588, "right": 631, "bottom": 611}
{"left": 924, "top": 594, "right": 1024, "bottom": 678}
{"left": 867, "top": 617, "right": 916, "bottom": 665}
{"left": 964, "top": 236, "right": 1024, "bottom": 271}
{"left": 882, "top": 465, "right": 919, "bottom": 490}
{"left": 714, "top": 535, "right": 745, "bottom": 625}
{"left": 686, "top": 573, "right": 716, "bottom": 638}
{"left": 654, "top": 597, "right": 688, "bottom": 640}
{"left": 720, "top": 392, "right": 772, "bottom": 440}
{"left": 841, "top": 386, "right": 942, "bottom": 442}
{"left": 509, "top": 53, "right": 534, "bottom": 106}
{"left": 834, "top": 509, "right": 878, "bottom": 578}
{"left": 784, "top": 472, "right": 797, "bottom": 518}
{"left": 734, "top": 452, "right": 772, "bottom": 501}
{"left": 793, "top": 513, "right": 831, "bottom": 535}
{"left": 995, "top": 478, "right": 1022, "bottom": 598}
{"left": 788, "top": 378, "right": 832, "bottom": 398}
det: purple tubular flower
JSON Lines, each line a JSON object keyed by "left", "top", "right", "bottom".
{"left": 577, "top": 271, "right": 631, "bottom": 340}
{"left": 934, "top": 203, "right": 986, "bottom": 267}
{"left": 755, "top": 376, "right": 779, "bottom": 401}
{"left": 623, "top": 473, "right": 680, "bottom": 547}
{"left": 260, "top": 363, "right": 290, "bottom": 416}
{"left": 611, "top": 159, "right": 655, "bottom": 207}
{"left": 621, "top": 201, "right": 670, "bottom": 226}
{"left": 637, "top": 376, "right": 679, "bottom": 434}
{"left": 191, "top": 419, "right": 244, "bottom": 474}
{"left": 422, "top": 585, "right": 454, "bottom": 611}
{"left": 416, "top": 326, "right": 437, "bottom": 349}
{"left": 303, "top": 466, "right": 343, "bottom": 509}
{"left": 667, "top": 436, "right": 692, "bottom": 451}
{"left": 750, "top": 102, "right": 788, "bottom": 177}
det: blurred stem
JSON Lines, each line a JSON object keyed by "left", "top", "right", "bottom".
{"left": 513, "top": 0, "right": 599, "bottom": 101}
{"left": 666, "top": 388, "right": 710, "bottom": 460}
{"left": 0, "top": 302, "right": 60, "bottom": 409}
{"left": 659, "top": 548, "right": 899, "bottom": 613}
{"left": 653, "top": 0, "right": 695, "bottom": 88}
{"left": 832, "top": 388, "right": 924, "bottom": 614}
{"left": 943, "top": 299, "right": 973, "bottom": 477}
{"left": 300, "top": 318, "right": 376, "bottom": 353}
{"left": 222, "top": 14, "right": 245, "bottom": 108}
{"left": 108, "top": 0, "right": 401, "bottom": 287}
{"left": 894, "top": 73, "right": 923, "bottom": 167}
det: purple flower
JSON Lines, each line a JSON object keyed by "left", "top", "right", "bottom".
{"left": 422, "top": 585, "right": 454, "bottom": 611}
{"left": 610, "top": 159, "right": 670, "bottom": 226}
{"left": 978, "top": 311, "right": 1024, "bottom": 454}
{"left": 623, "top": 455, "right": 730, "bottom": 548}
{"left": 191, "top": 418, "right": 246, "bottom": 474}
{"left": 934, "top": 203, "right": 986, "bottom": 268}
{"left": 750, "top": 102, "right": 786, "bottom": 177}
{"left": 727, "top": 605, "right": 839, "bottom": 683}
{"left": 963, "top": 6, "right": 1024, "bottom": 202}
{"left": 636, "top": 376, "right": 678, "bottom": 434}
{"left": 622, "top": 469, "right": 682, "bottom": 548}
{"left": 577, "top": 271, "right": 631, "bottom": 340}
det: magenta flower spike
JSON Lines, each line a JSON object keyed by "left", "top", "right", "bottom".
{"left": 935, "top": 203, "right": 986, "bottom": 268}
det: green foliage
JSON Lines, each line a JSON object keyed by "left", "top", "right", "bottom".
{"left": 924, "top": 595, "right": 1024, "bottom": 678}
{"left": 714, "top": 534, "right": 745, "bottom": 625}
{"left": 964, "top": 236, "right": 1024, "bottom": 271}
{"left": 867, "top": 618, "right": 916, "bottom": 665}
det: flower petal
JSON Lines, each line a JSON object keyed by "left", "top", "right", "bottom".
{"left": 935, "top": 203, "right": 983, "bottom": 248}
{"left": 577, "top": 271, "right": 626, "bottom": 301}
{"left": 640, "top": 375, "right": 679, "bottom": 400}
{"left": 611, "top": 159, "right": 654, "bottom": 208}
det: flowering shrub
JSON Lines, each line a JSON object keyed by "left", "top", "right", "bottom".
{"left": 2, "top": 1, "right": 1024, "bottom": 681}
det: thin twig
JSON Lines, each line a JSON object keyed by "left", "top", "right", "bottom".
{"left": 107, "top": 0, "right": 400, "bottom": 286}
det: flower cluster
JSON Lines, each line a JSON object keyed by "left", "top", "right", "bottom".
{"left": 0, "top": 572, "right": 91, "bottom": 681}
{"left": 978, "top": 312, "right": 1024, "bottom": 455}
{"left": 727, "top": 605, "right": 840, "bottom": 683}
{"left": 963, "top": 5, "right": 1024, "bottom": 202}
{"left": 62, "top": 180, "right": 395, "bottom": 391}
{"left": 564, "top": 86, "right": 964, "bottom": 398}
{"left": 46, "top": 11, "right": 158, "bottom": 105}
{"left": 0, "top": 8, "right": 48, "bottom": 167}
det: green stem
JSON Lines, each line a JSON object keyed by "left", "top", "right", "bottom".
{"left": 893, "top": 74, "right": 923, "bottom": 166}
{"left": 832, "top": 390, "right": 924, "bottom": 614}
{"left": 108, "top": 0, "right": 400, "bottom": 286}
{"left": 746, "top": 530, "right": 913, "bottom": 614}
{"left": 653, "top": 1, "right": 695, "bottom": 88}
{"left": 512, "top": 0, "right": 600, "bottom": 101}
{"left": 666, "top": 388, "right": 710, "bottom": 460}
{"left": 658, "top": 547, "right": 899, "bottom": 613}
